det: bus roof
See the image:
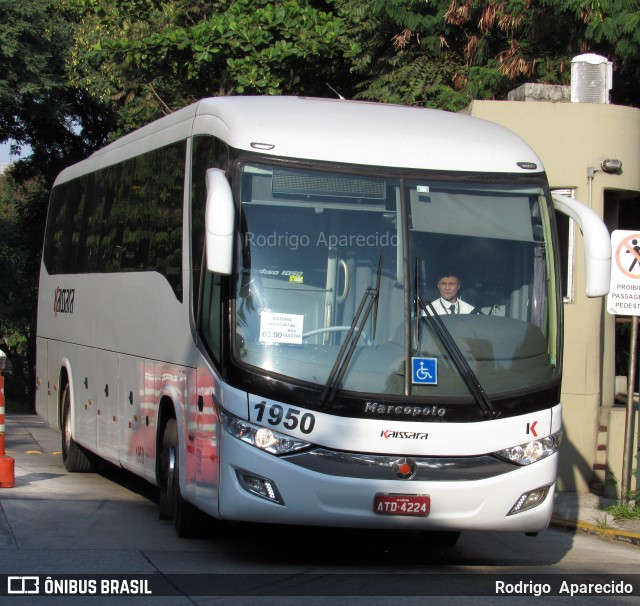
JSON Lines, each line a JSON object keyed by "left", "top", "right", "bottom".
{"left": 57, "top": 96, "right": 544, "bottom": 183}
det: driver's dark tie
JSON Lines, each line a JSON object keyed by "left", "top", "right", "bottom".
{"left": 450, "top": 305, "right": 456, "bottom": 314}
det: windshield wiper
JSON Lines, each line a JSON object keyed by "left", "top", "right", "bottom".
{"left": 321, "top": 252, "right": 383, "bottom": 404}
{"left": 414, "top": 263, "right": 498, "bottom": 419}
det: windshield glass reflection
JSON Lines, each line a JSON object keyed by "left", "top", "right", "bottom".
{"left": 221, "top": 163, "right": 559, "bottom": 400}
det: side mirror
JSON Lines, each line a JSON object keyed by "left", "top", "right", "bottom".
{"left": 205, "top": 168, "right": 235, "bottom": 275}
{"left": 552, "top": 193, "right": 611, "bottom": 297}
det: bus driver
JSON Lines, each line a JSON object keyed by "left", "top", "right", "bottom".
{"left": 431, "top": 274, "right": 475, "bottom": 315}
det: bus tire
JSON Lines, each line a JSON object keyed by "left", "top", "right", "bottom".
{"left": 158, "top": 418, "right": 200, "bottom": 537}
{"left": 61, "top": 384, "right": 95, "bottom": 473}
{"left": 158, "top": 419, "right": 176, "bottom": 521}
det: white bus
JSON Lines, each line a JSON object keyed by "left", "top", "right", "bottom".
{"left": 36, "top": 96, "right": 610, "bottom": 543}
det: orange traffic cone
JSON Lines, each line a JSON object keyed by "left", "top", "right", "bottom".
{"left": 0, "top": 375, "right": 15, "bottom": 488}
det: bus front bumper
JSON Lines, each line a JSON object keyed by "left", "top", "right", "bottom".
{"left": 217, "top": 435, "right": 557, "bottom": 533}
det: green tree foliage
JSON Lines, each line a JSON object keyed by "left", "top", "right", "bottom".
{"left": 1, "top": 1, "right": 117, "bottom": 175}
{"left": 0, "top": 0, "right": 67, "bottom": 149}
{"left": 0, "top": 173, "right": 44, "bottom": 403}
{"left": 66, "top": 0, "right": 353, "bottom": 131}
{"left": 336, "top": 0, "right": 465, "bottom": 109}
{"left": 0, "top": 1, "right": 117, "bottom": 406}
{"left": 339, "top": 0, "right": 640, "bottom": 110}
{"left": 559, "top": 0, "right": 640, "bottom": 106}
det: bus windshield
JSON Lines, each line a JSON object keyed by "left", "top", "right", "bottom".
{"left": 228, "top": 162, "right": 559, "bottom": 399}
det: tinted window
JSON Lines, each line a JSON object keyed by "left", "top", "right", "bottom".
{"left": 43, "top": 141, "right": 186, "bottom": 300}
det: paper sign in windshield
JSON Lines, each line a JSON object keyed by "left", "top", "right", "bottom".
{"left": 259, "top": 312, "right": 304, "bottom": 344}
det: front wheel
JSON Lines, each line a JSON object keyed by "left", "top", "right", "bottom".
{"left": 158, "top": 418, "right": 202, "bottom": 538}
{"left": 61, "top": 384, "right": 95, "bottom": 473}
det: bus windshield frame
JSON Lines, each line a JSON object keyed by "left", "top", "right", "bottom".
{"left": 202, "top": 158, "right": 562, "bottom": 414}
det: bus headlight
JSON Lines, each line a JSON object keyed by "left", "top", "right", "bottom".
{"left": 508, "top": 485, "right": 551, "bottom": 515}
{"left": 236, "top": 469, "right": 284, "bottom": 505}
{"left": 219, "top": 409, "right": 313, "bottom": 455}
{"left": 494, "top": 430, "right": 562, "bottom": 466}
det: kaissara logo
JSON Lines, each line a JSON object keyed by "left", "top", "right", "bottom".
{"left": 54, "top": 287, "right": 75, "bottom": 317}
{"left": 380, "top": 430, "right": 428, "bottom": 440}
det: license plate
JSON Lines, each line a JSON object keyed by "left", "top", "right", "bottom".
{"left": 373, "top": 494, "right": 430, "bottom": 517}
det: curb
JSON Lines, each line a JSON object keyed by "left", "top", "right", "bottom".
{"left": 552, "top": 515, "right": 640, "bottom": 547}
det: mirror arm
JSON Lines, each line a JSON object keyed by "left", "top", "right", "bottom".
{"left": 552, "top": 193, "right": 610, "bottom": 297}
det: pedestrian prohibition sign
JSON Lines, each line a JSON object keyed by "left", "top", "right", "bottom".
{"left": 607, "top": 230, "right": 640, "bottom": 316}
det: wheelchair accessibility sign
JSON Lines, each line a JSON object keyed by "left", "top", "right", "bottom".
{"left": 411, "top": 357, "right": 437, "bottom": 385}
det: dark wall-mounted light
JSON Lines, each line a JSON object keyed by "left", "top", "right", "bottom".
{"left": 601, "top": 158, "right": 623, "bottom": 174}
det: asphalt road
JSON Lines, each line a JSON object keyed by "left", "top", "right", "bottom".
{"left": 2, "top": 414, "right": 640, "bottom": 606}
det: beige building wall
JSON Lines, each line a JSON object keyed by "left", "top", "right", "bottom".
{"left": 466, "top": 100, "right": 640, "bottom": 493}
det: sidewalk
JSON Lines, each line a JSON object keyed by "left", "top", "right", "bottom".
{"left": 3, "top": 413, "right": 640, "bottom": 546}
{"left": 552, "top": 490, "right": 640, "bottom": 546}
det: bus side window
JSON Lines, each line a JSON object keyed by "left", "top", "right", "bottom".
{"left": 43, "top": 184, "right": 69, "bottom": 274}
{"left": 200, "top": 272, "right": 223, "bottom": 366}
{"left": 98, "top": 160, "right": 127, "bottom": 273}
{"left": 192, "top": 135, "right": 229, "bottom": 307}
{"left": 193, "top": 135, "right": 229, "bottom": 366}
{"left": 145, "top": 143, "right": 185, "bottom": 299}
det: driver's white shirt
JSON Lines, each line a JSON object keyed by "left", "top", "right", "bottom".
{"left": 429, "top": 297, "right": 475, "bottom": 315}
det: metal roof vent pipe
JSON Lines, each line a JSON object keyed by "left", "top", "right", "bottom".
{"left": 571, "top": 53, "right": 613, "bottom": 104}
